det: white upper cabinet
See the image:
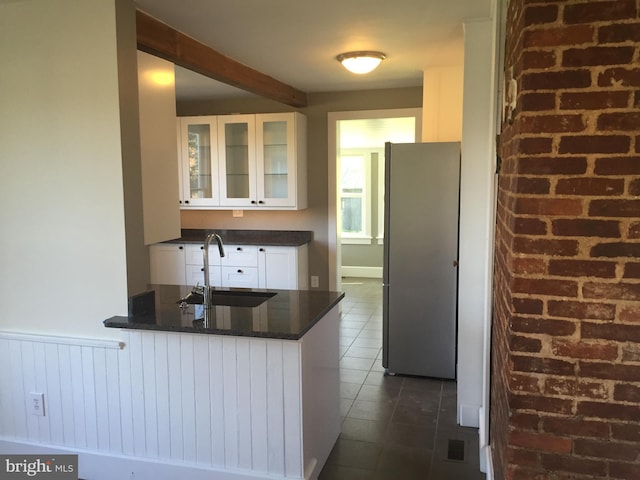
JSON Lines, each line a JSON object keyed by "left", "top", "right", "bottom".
{"left": 178, "top": 116, "right": 219, "bottom": 207}
{"left": 218, "top": 114, "right": 256, "bottom": 208}
{"left": 178, "top": 112, "right": 307, "bottom": 210}
{"left": 256, "top": 113, "right": 307, "bottom": 209}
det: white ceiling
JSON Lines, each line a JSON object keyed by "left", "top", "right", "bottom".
{"left": 134, "top": 0, "right": 493, "bottom": 101}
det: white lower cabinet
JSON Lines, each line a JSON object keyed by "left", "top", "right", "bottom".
{"left": 151, "top": 242, "right": 308, "bottom": 289}
{"left": 149, "top": 243, "right": 186, "bottom": 285}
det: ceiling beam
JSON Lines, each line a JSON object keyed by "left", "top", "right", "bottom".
{"left": 135, "top": 10, "right": 308, "bottom": 108}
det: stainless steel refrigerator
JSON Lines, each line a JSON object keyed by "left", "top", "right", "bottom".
{"left": 382, "top": 142, "right": 460, "bottom": 379}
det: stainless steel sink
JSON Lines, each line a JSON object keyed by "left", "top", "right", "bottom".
{"left": 179, "top": 289, "right": 276, "bottom": 308}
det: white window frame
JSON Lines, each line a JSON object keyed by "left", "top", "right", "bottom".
{"left": 340, "top": 149, "right": 373, "bottom": 244}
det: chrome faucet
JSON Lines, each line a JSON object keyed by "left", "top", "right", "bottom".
{"left": 203, "top": 233, "right": 225, "bottom": 325}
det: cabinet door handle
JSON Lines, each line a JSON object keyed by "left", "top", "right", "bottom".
{"left": 237, "top": 269, "right": 243, "bottom": 274}
{"left": 251, "top": 200, "right": 257, "bottom": 204}
{"left": 201, "top": 268, "right": 204, "bottom": 272}
{"left": 258, "top": 200, "right": 264, "bottom": 204}
{"left": 236, "top": 247, "right": 242, "bottom": 251}
{"left": 259, "top": 248, "right": 265, "bottom": 252}
{"left": 185, "top": 200, "right": 190, "bottom": 204}
{"left": 178, "top": 246, "right": 183, "bottom": 250}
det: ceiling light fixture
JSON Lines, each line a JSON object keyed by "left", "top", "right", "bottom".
{"left": 337, "top": 51, "right": 386, "bottom": 74}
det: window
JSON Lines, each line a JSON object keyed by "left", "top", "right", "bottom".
{"left": 340, "top": 153, "right": 372, "bottom": 243}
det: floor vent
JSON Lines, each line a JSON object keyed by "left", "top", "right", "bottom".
{"left": 446, "top": 439, "right": 465, "bottom": 462}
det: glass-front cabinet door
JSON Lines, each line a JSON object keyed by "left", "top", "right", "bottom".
{"left": 178, "top": 116, "right": 219, "bottom": 207}
{"left": 218, "top": 115, "right": 256, "bottom": 207}
{"left": 256, "top": 113, "right": 296, "bottom": 208}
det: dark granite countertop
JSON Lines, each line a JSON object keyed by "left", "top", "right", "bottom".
{"left": 104, "top": 284, "right": 344, "bottom": 340}
{"left": 166, "top": 229, "right": 312, "bottom": 246}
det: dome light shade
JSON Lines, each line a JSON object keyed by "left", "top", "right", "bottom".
{"left": 337, "top": 51, "right": 386, "bottom": 74}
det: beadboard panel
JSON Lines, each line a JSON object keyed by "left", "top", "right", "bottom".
{"left": 0, "top": 330, "right": 310, "bottom": 479}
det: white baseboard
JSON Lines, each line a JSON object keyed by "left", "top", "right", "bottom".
{"left": 0, "top": 440, "right": 300, "bottom": 480}
{"left": 340, "top": 266, "right": 382, "bottom": 278}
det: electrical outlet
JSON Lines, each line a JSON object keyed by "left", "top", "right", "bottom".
{"left": 311, "top": 276, "right": 319, "bottom": 288}
{"left": 29, "top": 392, "right": 45, "bottom": 416}
{"left": 232, "top": 210, "right": 244, "bottom": 217}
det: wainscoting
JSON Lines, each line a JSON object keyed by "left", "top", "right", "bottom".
{"left": 0, "top": 315, "right": 340, "bottom": 480}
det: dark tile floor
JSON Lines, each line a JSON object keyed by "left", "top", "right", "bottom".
{"left": 319, "top": 278, "right": 486, "bottom": 480}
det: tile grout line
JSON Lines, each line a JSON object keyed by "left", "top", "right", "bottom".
{"left": 426, "top": 381, "right": 444, "bottom": 480}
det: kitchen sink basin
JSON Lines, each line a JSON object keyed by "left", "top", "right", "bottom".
{"left": 179, "top": 289, "right": 276, "bottom": 308}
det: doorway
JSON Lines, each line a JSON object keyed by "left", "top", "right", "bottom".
{"left": 328, "top": 109, "right": 422, "bottom": 292}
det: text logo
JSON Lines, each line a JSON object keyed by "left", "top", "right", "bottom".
{"left": 0, "top": 455, "right": 77, "bottom": 480}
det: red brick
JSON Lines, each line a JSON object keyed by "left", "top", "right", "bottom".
{"left": 514, "top": 297, "right": 544, "bottom": 315}
{"left": 514, "top": 237, "right": 578, "bottom": 255}
{"left": 520, "top": 156, "right": 587, "bottom": 175}
{"left": 547, "top": 300, "right": 616, "bottom": 320}
{"left": 629, "top": 222, "right": 640, "bottom": 238}
{"left": 564, "top": 0, "right": 638, "bottom": 24}
{"left": 563, "top": 46, "right": 635, "bottom": 68}
{"left": 622, "top": 344, "right": 640, "bottom": 362}
{"left": 580, "top": 362, "right": 640, "bottom": 381}
{"left": 519, "top": 114, "right": 585, "bottom": 133}
{"left": 594, "top": 156, "right": 640, "bottom": 175}
{"left": 590, "top": 241, "right": 640, "bottom": 257}
{"left": 558, "top": 135, "right": 631, "bottom": 154}
{"left": 512, "top": 355, "right": 576, "bottom": 375}
{"left": 582, "top": 321, "right": 640, "bottom": 342}
{"left": 544, "top": 377, "right": 610, "bottom": 399}
{"left": 519, "top": 137, "right": 554, "bottom": 155}
{"left": 513, "top": 257, "right": 547, "bottom": 275}
{"left": 623, "top": 262, "right": 640, "bottom": 278}
{"left": 555, "top": 177, "right": 624, "bottom": 196}
{"left": 508, "top": 447, "right": 540, "bottom": 468}
{"left": 599, "top": 22, "right": 640, "bottom": 43}
{"left": 516, "top": 197, "right": 583, "bottom": 216}
{"left": 542, "top": 416, "right": 609, "bottom": 438}
{"left": 620, "top": 304, "right": 640, "bottom": 322}
{"left": 511, "top": 412, "right": 541, "bottom": 431}
{"left": 548, "top": 259, "right": 617, "bottom": 278}
{"left": 552, "top": 219, "right": 621, "bottom": 238}
{"left": 524, "top": 4, "right": 558, "bottom": 25}
{"left": 551, "top": 339, "right": 618, "bottom": 361}
{"left": 578, "top": 401, "right": 640, "bottom": 421}
{"left": 583, "top": 281, "right": 640, "bottom": 301}
{"left": 522, "top": 69, "right": 592, "bottom": 91}
{"left": 541, "top": 454, "right": 607, "bottom": 476}
{"left": 598, "top": 112, "right": 640, "bottom": 131}
{"left": 599, "top": 67, "right": 640, "bottom": 88}
{"left": 516, "top": 177, "right": 550, "bottom": 194}
{"left": 510, "top": 372, "right": 542, "bottom": 392}
{"left": 522, "top": 51, "right": 557, "bottom": 71}
{"left": 509, "top": 431, "right": 572, "bottom": 453}
{"left": 574, "top": 438, "right": 639, "bottom": 461}
{"left": 511, "top": 335, "right": 543, "bottom": 353}
{"left": 514, "top": 277, "right": 579, "bottom": 297}
{"left": 612, "top": 423, "right": 640, "bottom": 442}
{"left": 614, "top": 384, "right": 640, "bottom": 402}
{"left": 560, "top": 91, "right": 630, "bottom": 110}
{"left": 511, "top": 393, "right": 574, "bottom": 415}
{"left": 589, "top": 200, "right": 640, "bottom": 217}
{"left": 610, "top": 462, "right": 640, "bottom": 480}
{"left": 514, "top": 217, "right": 547, "bottom": 235}
{"left": 512, "top": 316, "right": 576, "bottom": 336}
{"left": 523, "top": 26, "right": 595, "bottom": 48}
{"left": 629, "top": 179, "right": 640, "bottom": 196}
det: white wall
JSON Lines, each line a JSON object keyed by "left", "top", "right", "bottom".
{"left": 457, "top": 17, "right": 498, "bottom": 429}
{"left": 0, "top": 0, "right": 133, "bottom": 339}
{"left": 422, "top": 65, "right": 464, "bottom": 142}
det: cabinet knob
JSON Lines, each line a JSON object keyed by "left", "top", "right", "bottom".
{"left": 259, "top": 248, "right": 265, "bottom": 252}
{"left": 201, "top": 268, "right": 204, "bottom": 272}
{"left": 236, "top": 247, "right": 242, "bottom": 251}
{"left": 185, "top": 200, "right": 190, "bottom": 204}
{"left": 178, "top": 246, "right": 183, "bottom": 250}
{"left": 251, "top": 200, "right": 257, "bottom": 204}
{"left": 258, "top": 200, "right": 265, "bottom": 204}
{"left": 237, "top": 269, "right": 243, "bottom": 274}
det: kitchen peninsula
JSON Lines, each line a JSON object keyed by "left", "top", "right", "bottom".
{"left": 104, "top": 284, "right": 343, "bottom": 480}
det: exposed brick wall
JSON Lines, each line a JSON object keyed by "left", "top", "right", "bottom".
{"left": 492, "top": 0, "right": 640, "bottom": 479}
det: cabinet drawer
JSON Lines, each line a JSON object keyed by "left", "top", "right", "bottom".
{"left": 222, "top": 245, "right": 258, "bottom": 267}
{"left": 221, "top": 266, "right": 259, "bottom": 288}
{"left": 185, "top": 243, "right": 223, "bottom": 266}
{"left": 186, "top": 264, "right": 222, "bottom": 287}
